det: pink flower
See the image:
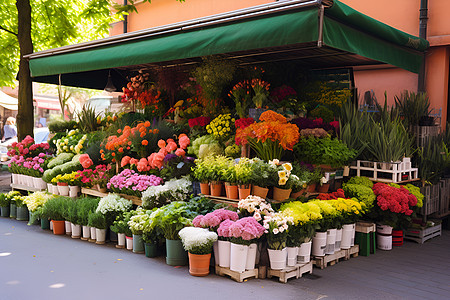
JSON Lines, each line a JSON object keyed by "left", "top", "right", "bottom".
{"left": 175, "top": 148, "right": 186, "bottom": 157}
{"left": 178, "top": 135, "right": 190, "bottom": 149}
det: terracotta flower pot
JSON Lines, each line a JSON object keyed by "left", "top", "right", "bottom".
{"left": 306, "top": 183, "right": 317, "bottom": 193}
{"left": 225, "top": 183, "right": 239, "bottom": 200}
{"left": 238, "top": 184, "right": 251, "bottom": 200}
{"left": 199, "top": 182, "right": 210, "bottom": 195}
{"left": 188, "top": 252, "right": 211, "bottom": 277}
{"left": 290, "top": 189, "right": 306, "bottom": 199}
{"left": 317, "top": 183, "right": 330, "bottom": 193}
{"left": 52, "top": 220, "right": 65, "bottom": 235}
{"left": 210, "top": 181, "right": 223, "bottom": 197}
{"left": 272, "top": 187, "right": 292, "bottom": 202}
{"left": 252, "top": 185, "right": 269, "bottom": 199}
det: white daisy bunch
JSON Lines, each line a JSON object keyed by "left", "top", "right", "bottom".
{"left": 96, "top": 193, "right": 132, "bottom": 215}
{"left": 179, "top": 227, "right": 218, "bottom": 255}
{"left": 263, "top": 212, "right": 293, "bottom": 235}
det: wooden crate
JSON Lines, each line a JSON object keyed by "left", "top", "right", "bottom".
{"left": 356, "top": 222, "right": 376, "bottom": 233}
{"left": 267, "top": 261, "right": 313, "bottom": 283}
{"left": 404, "top": 224, "right": 441, "bottom": 244}
{"left": 412, "top": 125, "right": 440, "bottom": 148}
{"left": 437, "top": 179, "right": 450, "bottom": 217}
{"left": 419, "top": 184, "right": 440, "bottom": 216}
{"left": 344, "top": 245, "right": 359, "bottom": 260}
{"left": 349, "top": 159, "right": 418, "bottom": 183}
{"left": 215, "top": 266, "right": 258, "bottom": 282}
{"left": 313, "top": 249, "right": 346, "bottom": 269}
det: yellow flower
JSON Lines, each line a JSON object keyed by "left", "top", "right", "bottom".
{"left": 278, "top": 170, "right": 286, "bottom": 178}
{"left": 278, "top": 177, "right": 287, "bottom": 185}
{"left": 282, "top": 163, "right": 292, "bottom": 172}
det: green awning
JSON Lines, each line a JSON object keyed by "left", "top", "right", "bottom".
{"left": 28, "top": 0, "right": 428, "bottom": 89}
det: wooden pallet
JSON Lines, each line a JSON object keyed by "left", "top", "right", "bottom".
{"left": 313, "top": 249, "right": 346, "bottom": 269}
{"left": 344, "top": 245, "right": 359, "bottom": 260}
{"left": 11, "top": 183, "right": 46, "bottom": 192}
{"left": 215, "top": 266, "right": 258, "bottom": 282}
{"left": 405, "top": 224, "right": 442, "bottom": 244}
{"left": 267, "top": 261, "right": 313, "bottom": 283}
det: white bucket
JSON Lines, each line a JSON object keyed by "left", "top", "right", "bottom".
{"left": 377, "top": 234, "right": 392, "bottom": 250}
{"left": 312, "top": 231, "right": 327, "bottom": 256}
{"left": 96, "top": 228, "right": 107, "bottom": 244}
{"left": 218, "top": 240, "right": 231, "bottom": 268}
{"left": 118, "top": 233, "right": 126, "bottom": 247}
{"left": 71, "top": 223, "right": 81, "bottom": 238}
{"left": 287, "top": 247, "right": 298, "bottom": 267}
{"left": 65, "top": 221, "right": 72, "bottom": 234}
{"left": 245, "top": 243, "right": 258, "bottom": 270}
{"left": 126, "top": 236, "right": 133, "bottom": 250}
{"left": 268, "top": 248, "right": 287, "bottom": 270}
{"left": 335, "top": 228, "right": 342, "bottom": 251}
{"left": 326, "top": 228, "right": 337, "bottom": 255}
{"left": 341, "top": 224, "right": 353, "bottom": 249}
{"left": 90, "top": 226, "right": 96, "bottom": 242}
{"left": 377, "top": 224, "right": 393, "bottom": 235}
{"left": 230, "top": 243, "right": 248, "bottom": 273}
{"left": 297, "top": 241, "right": 312, "bottom": 263}
{"left": 82, "top": 225, "right": 90, "bottom": 240}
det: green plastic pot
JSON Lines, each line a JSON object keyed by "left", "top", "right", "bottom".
{"left": 28, "top": 211, "right": 39, "bottom": 225}
{"left": 133, "top": 234, "right": 145, "bottom": 253}
{"left": 166, "top": 239, "right": 188, "bottom": 266}
{"left": 41, "top": 218, "right": 50, "bottom": 230}
{"left": 145, "top": 242, "right": 158, "bottom": 258}
{"left": 16, "top": 206, "right": 29, "bottom": 221}
{"left": 9, "top": 204, "right": 16, "bottom": 219}
{"left": 1, "top": 206, "right": 10, "bottom": 217}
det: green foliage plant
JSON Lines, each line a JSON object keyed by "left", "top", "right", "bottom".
{"left": 342, "top": 184, "right": 376, "bottom": 210}
{"left": 150, "top": 201, "right": 197, "bottom": 240}
{"left": 41, "top": 196, "right": 71, "bottom": 221}
{"left": 88, "top": 212, "right": 107, "bottom": 230}
{"left": 394, "top": 91, "right": 430, "bottom": 128}
{"left": 345, "top": 176, "right": 374, "bottom": 188}
{"left": 77, "top": 104, "right": 100, "bottom": 133}
{"left": 76, "top": 196, "right": 100, "bottom": 226}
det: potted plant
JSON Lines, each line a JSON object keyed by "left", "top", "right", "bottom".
{"left": 52, "top": 175, "right": 70, "bottom": 196}
{"left": 0, "top": 193, "right": 10, "bottom": 217}
{"left": 235, "top": 158, "right": 253, "bottom": 199}
{"left": 151, "top": 201, "right": 197, "bottom": 266}
{"left": 221, "top": 160, "right": 238, "bottom": 199}
{"left": 110, "top": 214, "right": 130, "bottom": 249}
{"left": 66, "top": 199, "right": 82, "bottom": 238}
{"left": 76, "top": 196, "right": 100, "bottom": 241}
{"left": 41, "top": 196, "right": 71, "bottom": 235}
{"left": 14, "top": 195, "right": 28, "bottom": 221}
{"left": 88, "top": 212, "right": 107, "bottom": 244}
{"left": 228, "top": 217, "right": 265, "bottom": 273}
{"left": 142, "top": 209, "right": 162, "bottom": 258}
{"left": 208, "top": 156, "right": 229, "bottom": 197}
{"left": 23, "top": 191, "right": 54, "bottom": 225}
{"left": 270, "top": 162, "right": 294, "bottom": 202}
{"left": 263, "top": 213, "right": 293, "bottom": 270}
{"left": 192, "top": 158, "right": 213, "bottom": 195}
{"left": 128, "top": 208, "right": 149, "bottom": 254}
{"left": 179, "top": 227, "right": 218, "bottom": 276}
{"left": 96, "top": 193, "right": 132, "bottom": 227}
{"left": 309, "top": 200, "right": 338, "bottom": 256}
{"left": 7, "top": 191, "right": 22, "bottom": 219}
{"left": 250, "top": 158, "right": 274, "bottom": 199}
{"left": 306, "top": 167, "right": 322, "bottom": 193}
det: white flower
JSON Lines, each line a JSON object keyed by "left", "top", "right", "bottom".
{"left": 320, "top": 176, "right": 328, "bottom": 184}
{"left": 253, "top": 212, "right": 261, "bottom": 221}
{"left": 273, "top": 228, "right": 279, "bottom": 235}
{"left": 279, "top": 226, "right": 285, "bottom": 233}
{"left": 283, "top": 224, "right": 289, "bottom": 230}
{"left": 179, "top": 227, "right": 217, "bottom": 253}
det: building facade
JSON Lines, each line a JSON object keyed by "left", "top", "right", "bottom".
{"left": 110, "top": 0, "right": 449, "bottom": 127}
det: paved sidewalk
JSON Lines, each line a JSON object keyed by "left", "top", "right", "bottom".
{"left": 1, "top": 217, "right": 449, "bottom": 300}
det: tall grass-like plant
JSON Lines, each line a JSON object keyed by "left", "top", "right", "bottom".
{"left": 41, "top": 197, "right": 71, "bottom": 221}
{"left": 77, "top": 196, "right": 100, "bottom": 226}
{"left": 417, "top": 135, "right": 446, "bottom": 184}
{"left": 394, "top": 91, "right": 430, "bottom": 128}
{"left": 77, "top": 104, "right": 100, "bottom": 133}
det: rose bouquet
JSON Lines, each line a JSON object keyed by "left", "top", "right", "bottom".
{"left": 238, "top": 195, "right": 274, "bottom": 221}
{"left": 263, "top": 213, "right": 293, "bottom": 250}
{"left": 107, "top": 169, "right": 163, "bottom": 197}
{"left": 235, "top": 110, "right": 299, "bottom": 161}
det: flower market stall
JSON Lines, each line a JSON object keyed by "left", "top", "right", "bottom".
{"left": 3, "top": 0, "right": 449, "bottom": 284}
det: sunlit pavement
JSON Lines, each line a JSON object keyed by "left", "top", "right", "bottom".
{"left": 1, "top": 217, "right": 449, "bottom": 300}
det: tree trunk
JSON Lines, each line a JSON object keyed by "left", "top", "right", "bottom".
{"left": 16, "top": 0, "right": 34, "bottom": 140}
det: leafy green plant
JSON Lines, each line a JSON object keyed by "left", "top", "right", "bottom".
{"left": 48, "top": 120, "right": 77, "bottom": 133}
{"left": 66, "top": 199, "right": 80, "bottom": 224}
{"left": 309, "top": 105, "right": 334, "bottom": 123}
{"left": 41, "top": 196, "right": 71, "bottom": 221}
{"left": 77, "top": 196, "right": 99, "bottom": 226}
{"left": 235, "top": 158, "right": 253, "bottom": 185}
{"left": 342, "top": 184, "right": 376, "bottom": 210}
{"left": 0, "top": 193, "right": 10, "bottom": 207}
{"left": 417, "top": 135, "right": 446, "bottom": 184}
{"left": 151, "top": 201, "right": 197, "bottom": 240}
{"left": 294, "top": 136, "right": 356, "bottom": 168}
{"left": 345, "top": 176, "right": 374, "bottom": 188}
{"left": 250, "top": 158, "right": 276, "bottom": 188}
{"left": 88, "top": 212, "right": 107, "bottom": 229}
{"left": 394, "top": 91, "right": 430, "bottom": 128}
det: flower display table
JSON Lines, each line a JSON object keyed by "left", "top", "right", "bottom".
{"left": 266, "top": 261, "right": 313, "bottom": 283}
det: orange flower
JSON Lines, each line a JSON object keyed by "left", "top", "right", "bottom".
{"left": 259, "top": 110, "right": 287, "bottom": 123}
{"left": 117, "top": 129, "right": 122, "bottom": 134}
{"left": 118, "top": 147, "right": 123, "bottom": 153}
{"left": 128, "top": 141, "right": 132, "bottom": 146}
{"left": 111, "top": 152, "right": 116, "bottom": 157}
{"left": 142, "top": 140, "right": 148, "bottom": 146}
{"left": 144, "top": 121, "right": 151, "bottom": 127}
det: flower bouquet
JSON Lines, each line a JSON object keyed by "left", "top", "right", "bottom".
{"left": 192, "top": 208, "right": 239, "bottom": 232}
{"left": 235, "top": 110, "right": 299, "bottom": 161}
{"left": 108, "top": 169, "right": 163, "bottom": 197}
{"left": 238, "top": 195, "right": 274, "bottom": 222}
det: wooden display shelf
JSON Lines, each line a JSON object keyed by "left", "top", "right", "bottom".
{"left": 11, "top": 183, "right": 46, "bottom": 192}
{"left": 200, "top": 192, "right": 320, "bottom": 207}
{"left": 344, "top": 245, "right": 359, "bottom": 260}
{"left": 81, "top": 188, "right": 142, "bottom": 206}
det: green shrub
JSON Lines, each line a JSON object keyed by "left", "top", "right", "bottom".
{"left": 345, "top": 176, "right": 374, "bottom": 188}
{"left": 88, "top": 212, "right": 107, "bottom": 229}
{"left": 310, "top": 106, "right": 334, "bottom": 123}
{"left": 41, "top": 196, "right": 71, "bottom": 221}
{"left": 77, "top": 197, "right": 100, "bottom": 226}
{"left": 0, "top": 193, "right": 9, "bottom": 207}
{"left": 342, "top": 183, "right": 376, "bottom": 209}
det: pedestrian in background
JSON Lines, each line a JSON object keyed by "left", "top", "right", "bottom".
{"left": 2, "top": 117, "right": 17, "bottom": 141}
